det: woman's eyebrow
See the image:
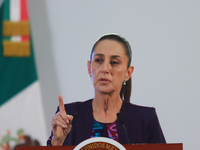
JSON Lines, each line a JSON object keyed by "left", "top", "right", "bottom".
{"left": 111, "top": 55, "right": 122, "bottom": 59}
{"left": 94, "top": 53, "right": 104, "bottom": 57}
{"left": 94, "top": 54, "right": 122, "bottom": 59}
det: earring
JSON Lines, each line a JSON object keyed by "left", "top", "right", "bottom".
{"left": 123, "top": 79, "right": 126, "bottom": 85}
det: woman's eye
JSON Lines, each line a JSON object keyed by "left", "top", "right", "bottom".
{"left": 111, "top": 61, "right": 119, "bottom": 65}
{"left": 95, "top": 59, "right": 103, "bottom": 63}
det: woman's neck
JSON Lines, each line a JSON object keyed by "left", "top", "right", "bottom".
{"left": 92, "top": 91, "right": 123, "bottom": 123}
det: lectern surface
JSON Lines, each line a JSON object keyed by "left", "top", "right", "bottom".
{"left": 16, "top": 143, "right": 182, "bottom": 150}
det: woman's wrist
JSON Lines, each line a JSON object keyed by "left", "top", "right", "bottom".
{"left": 51, "top": 136, "right": 64, "bottom": 146}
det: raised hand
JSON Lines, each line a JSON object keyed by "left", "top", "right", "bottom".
{"left": 51, "top": 95, "right": 73, "bottom": 146}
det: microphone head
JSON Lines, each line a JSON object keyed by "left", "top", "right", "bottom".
{"left": 117, "top": 113, "right": 124, "bottom": 125}
{"left": 72, "top": 113, "right": 78, "bottom": 125}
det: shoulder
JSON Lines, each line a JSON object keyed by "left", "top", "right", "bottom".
{"left": 64, "top": 99, "right": 93, "bottom": 107}
{"left": 121, "top": 101, "right": 157, "bottom": 122}
{"left": 63, "top": 99, "right": 93, "bottom": 114}
{"left": 122, "top": 101, "right": 156, "bottom": 113}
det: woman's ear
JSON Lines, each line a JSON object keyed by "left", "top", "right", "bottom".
{"left": 125, "top": 66, "right": 134, "bottom": 81}
{"left": 87, "top": 60, "right": 91, "bottom": 77}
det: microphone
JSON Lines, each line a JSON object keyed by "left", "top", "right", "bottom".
{"left": 117, "top": 113, "right": 130, "bottom": 144}
{"left": 68, "top": 113, "right": 78, "bottom": 145}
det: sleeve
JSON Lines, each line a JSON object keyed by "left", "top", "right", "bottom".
{"left": 46, "top": 106, "right": 60, "bottom": 146}
{"left": 147, "top": 108, "right": 166, "bottom": 143}
{"left": 47, "top": 132, "right": 53, "bottom": 146}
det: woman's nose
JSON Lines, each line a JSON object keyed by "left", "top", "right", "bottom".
{"left": 101, "top": 62, "right": 110, "bottom": 74}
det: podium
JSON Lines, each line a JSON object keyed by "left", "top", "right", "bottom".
{"left": 16, "top": 137, "right": 182, "bottom": 150}
{"left": 16, "top": 143, "right": 182, "bottom": 150}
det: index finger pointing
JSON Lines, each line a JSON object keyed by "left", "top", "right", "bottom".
{"left": 58, "top": 95, "right": 65, "bottom": 112}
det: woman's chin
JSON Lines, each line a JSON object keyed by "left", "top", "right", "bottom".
{"left": 95, "top": 87, "right": 115, "bottom": 95}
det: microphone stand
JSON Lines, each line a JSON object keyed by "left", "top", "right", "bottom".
{"left": 117, "top": 113, "right": 130, "bottom": 144}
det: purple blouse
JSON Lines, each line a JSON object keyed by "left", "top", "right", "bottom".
{"left": 91, "top": 120, "right": 119, "bottom": 141}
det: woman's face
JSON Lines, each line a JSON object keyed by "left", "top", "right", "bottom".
{"left": 87, "top": 39, "right": 134, "bottom": 94}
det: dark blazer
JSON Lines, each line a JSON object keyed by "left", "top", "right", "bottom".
{"left": 47, "top": 99, "right": 166, "bottom": 145}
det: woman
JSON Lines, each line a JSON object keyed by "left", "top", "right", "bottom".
{"left": 47, "top": 34, "right": 166, "bottom": 146}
